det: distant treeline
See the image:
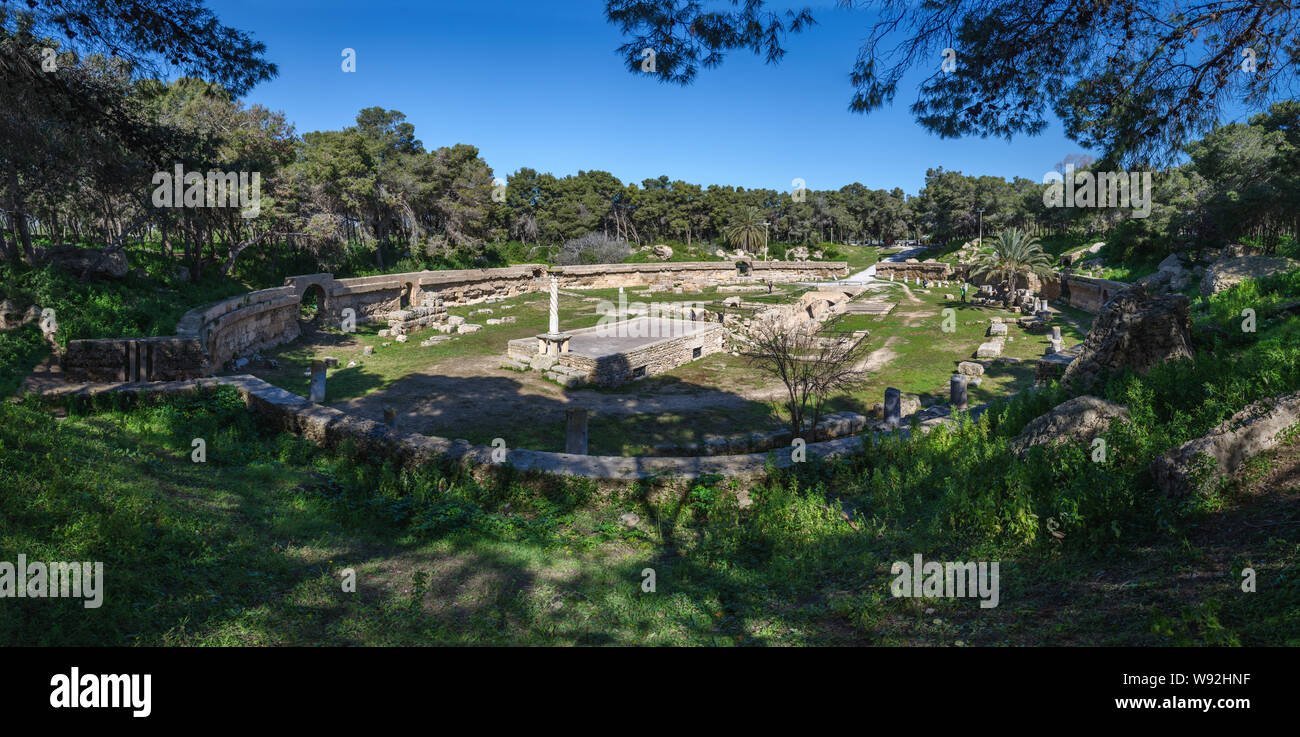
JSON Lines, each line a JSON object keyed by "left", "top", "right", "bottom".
{"left": 5, "top": 26, "right": 1300, "bottom": 283}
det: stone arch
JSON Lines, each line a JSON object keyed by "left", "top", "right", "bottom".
{"left": 736, "top": 260, "right": 752, "bottom": 276}
{"left": 284, "top": 273, "right": 342, "bottom": 322}
{"left": 400, "top": 282, "right": 414, "bottom": 309}
{"left": 299, "top": 283, "right": 327, "bottom": 322}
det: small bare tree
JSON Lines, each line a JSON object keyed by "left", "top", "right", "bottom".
{"left": 745, "top": 318, "right": 868, "bottom": 440}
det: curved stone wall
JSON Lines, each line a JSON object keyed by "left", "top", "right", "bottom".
{"left": 60, "top": 260, "right": 847, "bottom": 381}
{"left": 33, "top": 374, "right": 954, "bottom": 483}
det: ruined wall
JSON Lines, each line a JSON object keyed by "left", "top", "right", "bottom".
{"left": 29, "top": 374, "right": 961, "bottom": 483}
{"left": 568, "top": 324, "right": 727, "bottom": 386}
{"left": 1063, "top": 274, "right": 1130, "bottom": 313}
{"left": 58, "top": 261, "right": 839, "bottom": 383}
{"left": 874, "top": 261, "right": 953, "bottom": 281}
{"left": 1040, "top": 274, "right": 1063, "bottom": 301}
{"left": 62, "top": 337, "right": 207, "bottom": 383}
{"left": 176, "top": 286, "right": 301, "bottom": 370}
{"left": 554, "top": 261, "right": 847, "bottom": 290}
{"left": 61, "top": 286, "right": 298, "bottom": 381}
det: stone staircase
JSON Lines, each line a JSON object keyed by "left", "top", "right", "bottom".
{"left": 500, "top": 353, "right": 592, "bottom": 388}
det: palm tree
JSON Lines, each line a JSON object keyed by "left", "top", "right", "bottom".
{"left": 725, "top": 206, "right": 766, "bottom": 257}
{"left": 969, "top": 228, "right": 1054, "bottom": 292}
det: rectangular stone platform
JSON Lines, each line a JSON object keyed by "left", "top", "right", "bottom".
{"left": 508, "top": 317, "right": 725, "bottom": 386}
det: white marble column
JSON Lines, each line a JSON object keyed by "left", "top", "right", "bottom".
{"left": 549, "top": 277, "right": 559, "bottom": 335}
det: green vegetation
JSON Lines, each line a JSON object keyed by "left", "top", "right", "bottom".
{"left": 0, "top": 258, "right": 249, "bottom": 396}
{"left": 6, "top": 0, "right": 1300, "bottom": 648}
{"left": 969, "top": 229, "right": 1055, "bottom": 287}
{"left": 4, "top": 269, "right": 1297, "bottom": 645}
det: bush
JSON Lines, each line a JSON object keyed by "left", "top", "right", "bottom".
{"left": 556, "top": 233, "right": 631, "bottom": 265}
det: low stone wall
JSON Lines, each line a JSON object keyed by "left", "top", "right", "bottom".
{"left": 1063, "top": 274, "right": 1131, "bottom": 313}
{"left": 643, "top": 411, "right": 868, "bottom": 456}
{"left": 27, "top": 374, "right": 910, "bottom": 482}
{"left": 553, "top": 260, "right": 847, "bottom": 290}
{"left": 62, "top": 285, "right": 298, "bottom": 381}
{"left": 176, "top": 286, "right": 301, "bottom": 370}
{"left": 62, "top": 337, "right": 206, "bottom": 382}
{"left": 875, "top": 262, "right": 953, "bottom": 281}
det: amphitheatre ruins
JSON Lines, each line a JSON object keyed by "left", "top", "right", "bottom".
{"left": 23, "top": 246, "right": 1163, "bottom": 483}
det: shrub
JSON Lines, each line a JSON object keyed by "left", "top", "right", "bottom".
{"left": 556, "top": 233, "right": 631, "bottom": 265}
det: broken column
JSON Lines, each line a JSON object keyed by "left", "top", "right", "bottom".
{"left": 884, "top": 387, "right": 901, "bottom": 429}
{"left": 565, "top": 407, "right": 588, "bottom": 455}
{"left": 950, "top": 374, "right": 968, "bottom": 411}
{"left": 309, "top": 359, "right": 326, "bottom": 403}
{"left": 1051, "top": 325, "right": 1062, "bottom": 341}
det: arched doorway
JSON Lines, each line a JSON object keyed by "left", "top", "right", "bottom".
{"left": 299, "top": 284, "right": 327, "bottom": 322}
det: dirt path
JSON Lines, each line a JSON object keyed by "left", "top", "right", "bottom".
{"left": 857, "top": 336, "right": 901, "bottom": 373}
{"left": 897, "top": 284, "right": 925, "bottom": 305}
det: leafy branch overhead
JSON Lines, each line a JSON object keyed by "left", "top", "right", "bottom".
{"left": 606, "top": 0, "right": 1300, "bottom": 165}
{"left": 3, "top": 0, "right": 277, "bottom": 93}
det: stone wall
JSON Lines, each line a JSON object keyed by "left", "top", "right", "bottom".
{"left": 176, "top": 286, "right": 301, "bottom": 370}
{"left": 553, "top": 260, "right": 847, "bottom": 290}
{"left": 29, "top": 374, "right": 955, "bottom": 483}
{"left": 58, "top": 261, "right": 840, "bottom": 383}
{"left": 62, "top": 285, "right": 298, "bottom": 381}
{"left": 1063, "top": 274, "right": 1131, "bottom": 313}
{"left": 1040, "top": 274, "right": 1063, "bottom": 301}
{"left": 643, "top": 411, "right": 867, "bottom": 456}
{"left": 874, "top": 261, "right": 953, "bottom": 281}
{"left": 62, "top": 337, "right": 206, "bottom": 382}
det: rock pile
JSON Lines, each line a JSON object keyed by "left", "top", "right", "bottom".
{"left": 383, "top": 296, "right": 449, "bottom": 337}
{"left": 1060, "top": 287, "right": 1192, "bottom": 390}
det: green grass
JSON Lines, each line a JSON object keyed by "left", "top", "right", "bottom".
{"left": 821, "top": 285, "right": 1092, "bottom": 408}
{"left": 4, "top": 363, "right": 1297, "bottom": 645}
{"left": 4, "top": 269, "right": 1298, "bottom": 647}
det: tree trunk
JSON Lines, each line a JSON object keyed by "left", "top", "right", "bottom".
{"left": 6, "top": 161, "right": 35, "bottom": 265}
{"left": 0, "top": 214, "right": 12, "bottom": 262}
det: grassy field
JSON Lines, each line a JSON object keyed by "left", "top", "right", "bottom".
{"left": 5, "top": 266, "right": 1299, "bottom": 647}
{"left": 3, "top": 384, "right": 1295, "bottom": 646}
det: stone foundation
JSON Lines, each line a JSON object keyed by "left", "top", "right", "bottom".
{"left": 1063, "top": 274, "right": 1131, "bottom": 313}
{"left": 26, "top": 375, "right": 955, "bottom": 483}
{"left": 507, "top": 318, "right": 727, "bottom": 387}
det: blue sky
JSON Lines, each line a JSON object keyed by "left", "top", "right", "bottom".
{"left": 207, "top": 0, "right": 1094, "bottom": 195}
